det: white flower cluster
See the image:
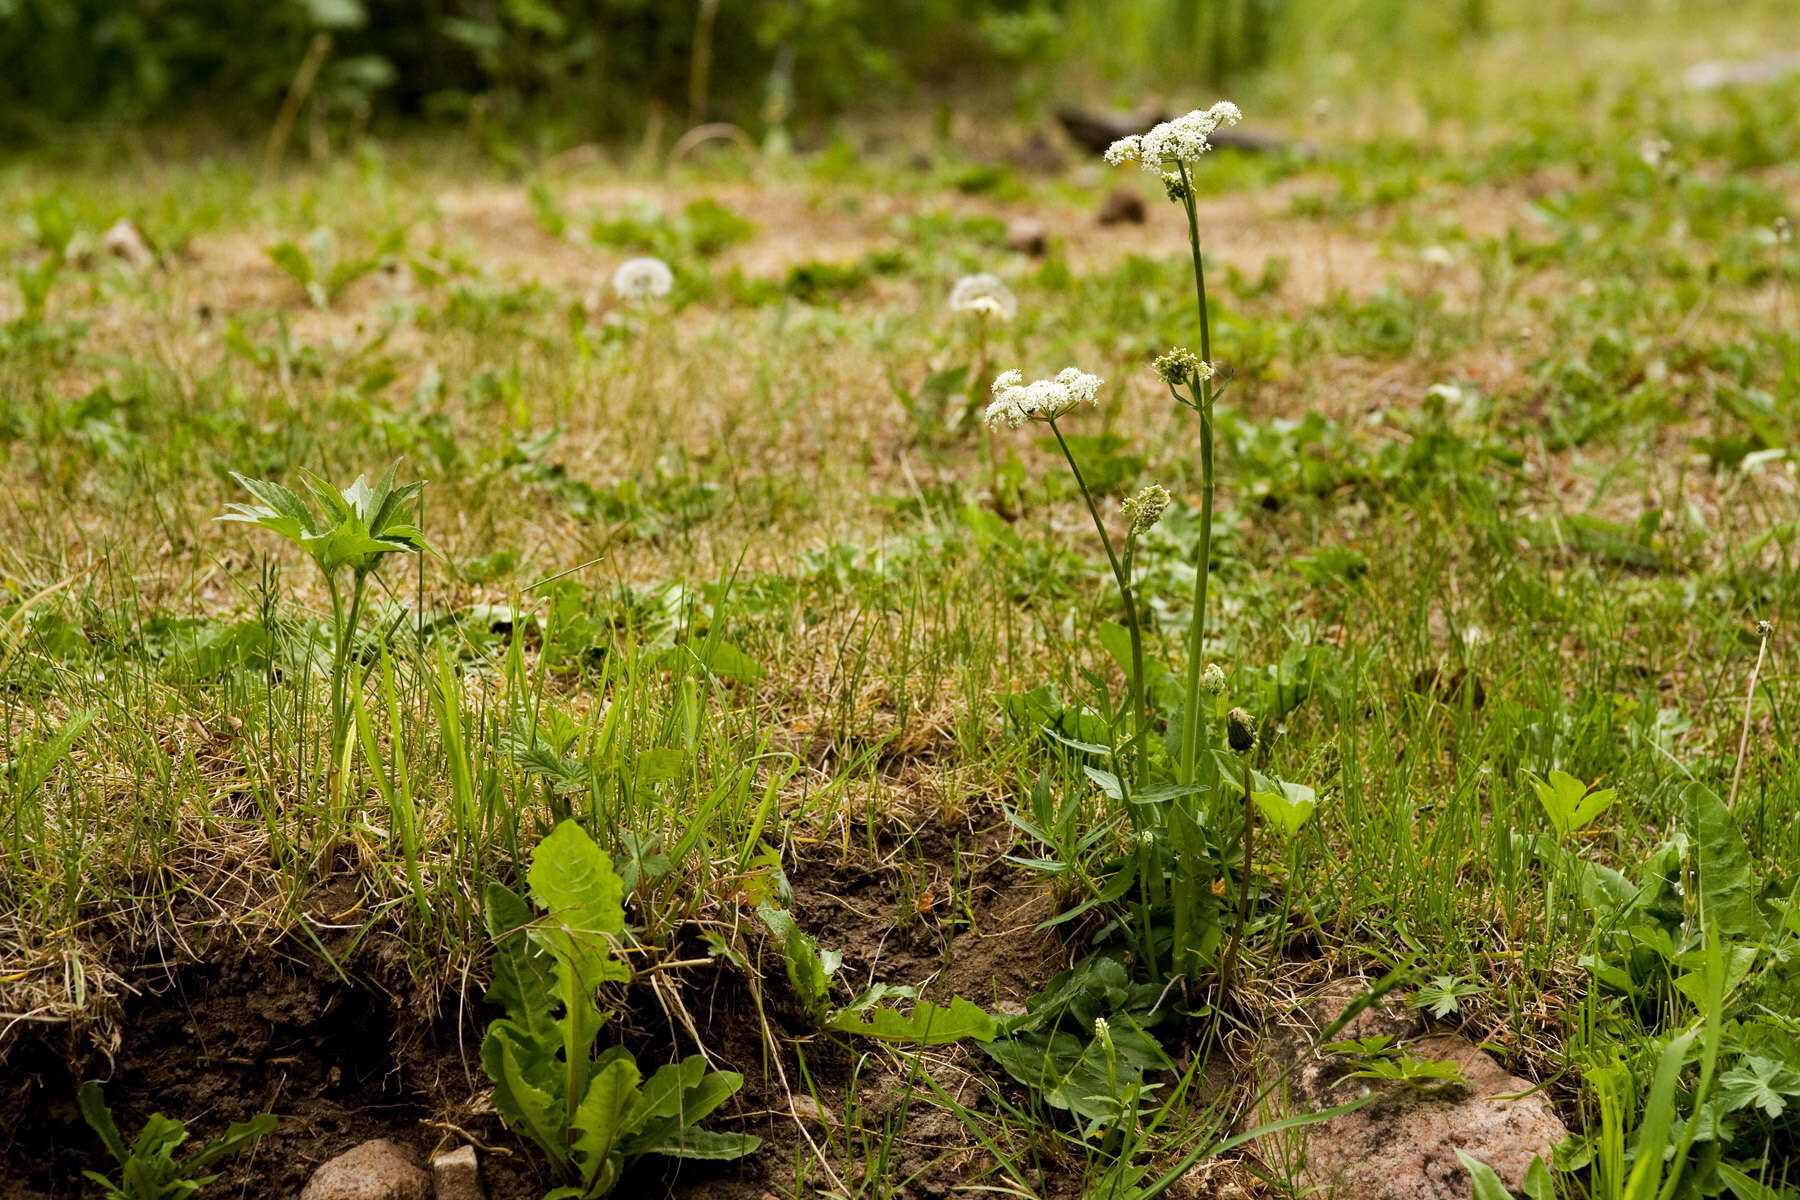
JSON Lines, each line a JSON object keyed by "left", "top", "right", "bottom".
{"left": 949, "top": 272, "right": 1018, "bottom": 321}
{"left": 611, "top": 256, "right": 674, "bottom": 300}
{"left": 1105, "top": 102, "right": 1243, "bottom": 171}
{"left": 1153, "top": 347, "right": 1214, "bottom": 388}
{"left": 984, "top": 367, "right": 1104, "bottom": 428}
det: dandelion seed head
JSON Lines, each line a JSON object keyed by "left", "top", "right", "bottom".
{"left": 950, "top": 273, "right": 1018, "bottom": 321}
{"left": 612, "top": 256, "right": 674, "bottom": 300}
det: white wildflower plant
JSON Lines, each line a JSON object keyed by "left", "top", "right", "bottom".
{"left": 983, "top": 367, "right": 1104, "bottom": 429}
{"left": 1105, "top": 102, "right": 1243, "bottom": 172}
{"left": 611, "top": 256, "right": 674, "bottom": 301}
{"left": 949, "top": 273, "right": 1018, "bottom": 322}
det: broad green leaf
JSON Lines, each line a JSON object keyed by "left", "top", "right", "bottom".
{"left": 1253, "top": 786, "right": 1316, "bottom": 836}
{"left": 570, "top": 1055, "right": 641, "bottom": 1189}
{"left": 482, "top": 883, "right": 556, "bottom": 1045}
{"left": 633, "top": 1128, "right": 761, "bottom": 1160}
{"left": 527, "top": 821, "right": 630, "bottom": 984}
{"left": 826, "top": 995, "right": 996, "bottom": 1044}
{"left": 482, "top": 1027, "right": 570, "bottom": 1176}
{"left": 1527, "top": 769, "right": 1616, "bottom": 840}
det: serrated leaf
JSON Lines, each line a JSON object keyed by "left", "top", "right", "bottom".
{"left": 570, "top": 1054, "right": 641, "bottom": 1190}
{"left": 826, "top": 995, "right": 996, "bottom": 1044}
{"left": 527, "top": 821, "right": 630, "bottom": 983}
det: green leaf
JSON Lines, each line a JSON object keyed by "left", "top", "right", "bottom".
{"left": 1527, "top": 769, "right": 1616, "bottom": 840}
{"left": 526, "top": 821, "right": 630, "bottom": 985}
{"left": 76, "top": 1082, "right": 129, "bottom": 1165}
{"left": 1253, "top": 784, "right": 1316, "bottom": 836}
{"left": 482, "top": 1026, "right": 571, "bottom": 1177}
{"left": 482, "top": 883, "right": 556, "bottom": 1045}
{"left": 570, "top": 1055, "right": 641, "bottom": 1189}
{"left": 1456, "top": 1150, "right": 1516, "bottom": 1200}
{"left": 634, "top": 1127, "right": 761, "bottom": 1160}
{"left": 1719, "top": 1054, "right": 1800, "bottom": 1119}
{"left": 826, "top": 995, "right": 996, "bottom": 1044}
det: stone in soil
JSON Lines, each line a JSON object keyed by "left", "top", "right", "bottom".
{"left": 300, "top": 1138, "right": 431, "bottom": 1200}
{"left": 1253, "top": 978, "right": 1568, "bottom": 1200}
{"left": 430, "top": 1144, "right": 484, "bottom": 1200}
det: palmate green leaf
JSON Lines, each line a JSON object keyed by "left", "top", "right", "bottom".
{"left": 1527, "top": 769, "right": 1617, "bottom": 840}
{"left": 218, "top": 465, "right": 427, "bottom": 577}
{"left": 826, "top": 995, "right": 996, "bottom": 1044}
{"left": 1719, "top": 1054, "right": 1800, "bottom": 1119}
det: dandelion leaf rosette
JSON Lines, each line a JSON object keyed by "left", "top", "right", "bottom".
{"left": 480, "top": 822, "right": 757, "bottom": 1195}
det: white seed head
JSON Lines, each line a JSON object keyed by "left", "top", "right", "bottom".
{"left": 949, "top": 273, "right": 1018, "bottom": 321}
{"left": 611, "top": 256, "right": 674, "bottom": 300}
{"left": 1201, "top": 662, "right": 1226, "bottom": 695}
{"left": 984, "top": 366, "right": 1105, "bottom": 429}
{"left": 1124, "top": 484, "right": 1171, "bottom": 534}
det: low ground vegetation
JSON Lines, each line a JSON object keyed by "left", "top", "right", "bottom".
{"left": 4, "top": 7, "right": 1800, "bottom": 1198}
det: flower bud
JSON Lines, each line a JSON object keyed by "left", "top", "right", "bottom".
{"left": 1162, "top": 171, "right": 1190, "bottom": 202}
{"left": 1123, "top": 483, "right": 1170, "bottom": 534}
{"left": 1226, "top": 707, "right": 1257, "bottom": 753}
{"left": 1201, "top": 663, "right": 1226, "bottom": 695}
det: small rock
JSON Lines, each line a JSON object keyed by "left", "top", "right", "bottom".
{"left": 1005, "top": 218, "right": 1048, "bottom": 257}
{"left": 1097, "top": 188, "right": 1146, "bottom": 226}
{"left": 300, "top": 1139, "right": 430, "bottom": 1200}
{"left": 101, "top": 219, "right": 155, "bottom": 271}
{"left": 429, "top": 1145, "right": 482, "bottom": 1200}
{"left": 1253, "top": 980, "right": 1567, "bottom": 1200}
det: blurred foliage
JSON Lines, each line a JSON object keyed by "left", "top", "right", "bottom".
{"left": 0, "top": 0, "right": 1057, "bottom": 141}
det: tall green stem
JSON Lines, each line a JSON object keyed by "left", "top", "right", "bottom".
{"left": 1049, "top": 419, "right": 1150, "bottom": 782}
{"left": 1176, "top": 164, "right": 1216, "bottom": 786}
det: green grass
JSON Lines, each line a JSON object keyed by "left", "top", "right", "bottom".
{"left": 5, "top": 5, "right": 1800, "bottom": 1196}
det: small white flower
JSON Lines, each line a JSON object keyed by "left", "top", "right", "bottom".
{"left": 984, "top": 366, "right": 1104, "bottom": 429}
{"left": 611, "top": 256, "right": 674, "bottom": 301}
{"left": 1104, "top": 135, "right": 1143, "bottom": 167}
{"left": 1153, "top": 347, "right": 1213, "bottom": 388}
{"left": 1108, "top": 102, "right": 1243, "bottom": 173}
{"left": 1201, "top": 663, "right": 1226, "bottom": 695}
{"left": 1420, "top": 244, "right": 1455, "bottom": 268}
{"left": 950, "top": 272, "right": 1018, "bottom": 321}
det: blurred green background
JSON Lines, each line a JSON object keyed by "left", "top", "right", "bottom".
{"left": 0, "top": 0, "right": 1665, "bottom": 144}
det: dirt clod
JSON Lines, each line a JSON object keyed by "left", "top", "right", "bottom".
{"left": 1254, "top": 979, "right": 1568, "bottom": 1200}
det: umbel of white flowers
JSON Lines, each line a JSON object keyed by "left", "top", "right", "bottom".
{"left": 984, "top": 367, "right": 1103, "bottom": 428}
{"left": 612, "top": 256, "right": 674, "bottom": 300}
{"left": 1104, "top": 102, "right": 1243, "bottom": 171}
{"left": 949, "top": 273, "right": 1018, "bottom": 321}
